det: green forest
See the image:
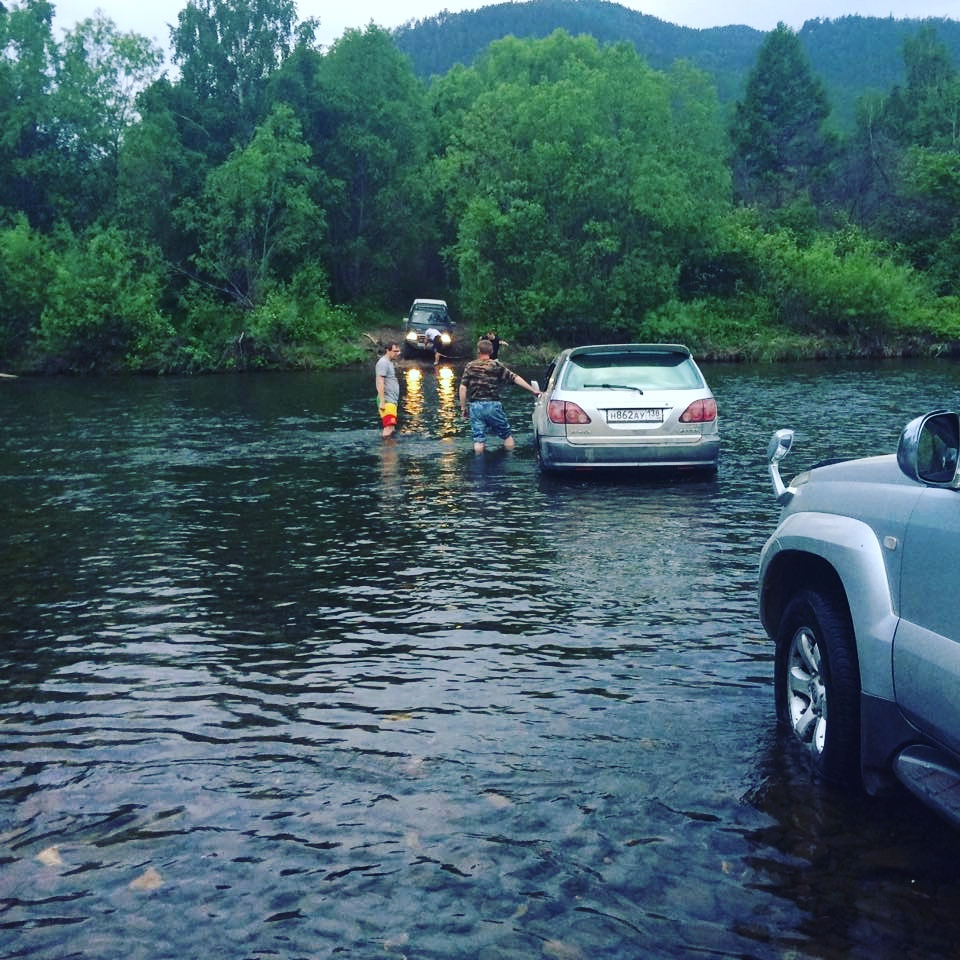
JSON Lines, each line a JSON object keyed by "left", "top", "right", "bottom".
{"left": 3, "top": 0, "right": 960, "bottom": 374}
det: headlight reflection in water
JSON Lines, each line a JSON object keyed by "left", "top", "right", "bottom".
{"left": 436, "top": 365, "right": 459, "bottom": 437}
{"left": 402, "top": 365, "right": 460, "bottom": 438}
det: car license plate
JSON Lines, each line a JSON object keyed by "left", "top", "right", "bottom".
{"left": 606, "top": 408, "right": 663, "bottom": 423}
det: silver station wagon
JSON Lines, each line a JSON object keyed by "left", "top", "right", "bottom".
{"left": 760, "top": 410, "right": 960, "bottom": 827}
{"left": 531, "top": 343, "right": 720, "bottom": 473}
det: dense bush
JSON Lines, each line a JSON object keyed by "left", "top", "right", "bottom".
{"left": 753, "top": 227, "right": 928, "bottom": 350}
{"left": 0, "top": 217, "right": 55, "bottom": 367}
{"left": 246, "top": 265, "right": 364, "bottom": 367}
{"left": 37, "top": 229, "right": 173, "bottom": 373}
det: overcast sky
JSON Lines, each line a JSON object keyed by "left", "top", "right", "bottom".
{"left": 49, "top": 0, "right": 959, "bottom": 52}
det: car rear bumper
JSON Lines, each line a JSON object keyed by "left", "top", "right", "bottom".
{"left": 537, "top": 435, "right": 720, "bottom": 470}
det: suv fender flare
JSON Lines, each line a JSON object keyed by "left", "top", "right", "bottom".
{"left": 759, "top": 510, "right": 899, "bottom": 701}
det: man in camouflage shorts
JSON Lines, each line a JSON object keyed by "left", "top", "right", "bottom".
{"left": 458, "top": 338, "right": 541, "bottom": 453}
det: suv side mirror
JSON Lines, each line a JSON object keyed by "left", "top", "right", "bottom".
{"left": 767, "top": 428, "right": 795, "bottom": 503}
{"left": 767, "top": 428, "right": 794, "bottom": 464}
{"left": 898, "top": 411, "right": 960, "bottom": 486}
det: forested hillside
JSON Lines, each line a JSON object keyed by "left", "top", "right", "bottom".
{"left": 395, "top": 0, "right": 761, "bottom": 103}
{"left": 3, "top": 0, "right": 960, "bottom": 375}
{"left": 396, "top": 0, "right": 960, "bottom": 128}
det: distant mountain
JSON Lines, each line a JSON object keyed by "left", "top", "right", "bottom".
{"left": 393, "top": 0, "right": 960, "bottom": 128}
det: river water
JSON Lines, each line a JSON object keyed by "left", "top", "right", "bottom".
{"left": 3, "top": 358, "right": 960, "bottom": 959}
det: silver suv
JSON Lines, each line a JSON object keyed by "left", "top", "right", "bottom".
{"left": 759, "top": 410, "right": 960, "bottom": 826}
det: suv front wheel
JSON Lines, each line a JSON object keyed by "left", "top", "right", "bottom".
{"left": 774, "top": 587, "right": 861, "bottom": 787}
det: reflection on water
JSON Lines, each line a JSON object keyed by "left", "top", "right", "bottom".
{"left": 400, "top": 362, "right": 461, "bottom": 441}
{"left": 436, "top": 364, "right": 460, "bottom": 437}
{"left": 3, "top": 361, "right": 960, "bottom": 959}
{"left": 403, "top": 364, "right": 425, "bottom": 427}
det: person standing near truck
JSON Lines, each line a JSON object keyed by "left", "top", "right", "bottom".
{"left": 375, "top": 342, "right": 402, "bottom": 438}
{"left": 486, "top": 330, "right": 509, "bottom": 359}
{"left": 424, "top": 326, "right": 443, "bottom": 364}
{"left": 459, "top": 338, "right": 540, "bottom": 453}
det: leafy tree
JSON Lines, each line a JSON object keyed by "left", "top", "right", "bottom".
{"left": 752, "top": 224, "right": 927, "bottom": 348}
{"left": 125, "top": 0, "right": 324, "bottom": 319}
{"left": 175, "top": 103, "right": 323, "bottom": 309}
{"left": 116, "top": 86, "right": 205, "bottom": 262}
{"left": 246, "top": 262, "right": 362, "bottom": 367}
{"left": 171, "top": 0, "right": 306, "bottom": 156}
{"left": 0, "top": 0, "right": 62, "bottom": 228}
{"left": 829, "top": 91, "right": 897, "bottom": 229}
{"left": 0, "top": 3, "right": 163, "bottom": 231}
{"left": 0, "top": 215, "right": 54, "bottom": 366}
{"left": 304, "top": 26, "right": 439, "bottom": 306}
{"left": 37, "top": 228, "right": 172, "bottom": 372}
{"left": 433, "top": 32, "right": 731, "bottom": 339}
{"left": 895, "top": 147, "right": 960, "bottom": 292}
{"left": 849, "top": 28, "right": 960, "bottom": 292}
{"left": 881, "top": 26, "right": 960, "bottom": 149}
{"left": 730, "top": 23, "right": 835, "bottom": 210}
{"left": 4, "top": 4, "right": 959, "bottom": 369}
{"left": 55, "top": 14, "right": 164, "bottom": 226}
{"left": 174, "top": 286, "right": 246, "bottom": 371}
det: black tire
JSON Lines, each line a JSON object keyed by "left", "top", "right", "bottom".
{"left": 774, "top": 587, "right": 861, "bottom": 787}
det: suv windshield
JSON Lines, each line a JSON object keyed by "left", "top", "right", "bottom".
{"left": 409, "top": 309, "right": 448, "bottom": 328}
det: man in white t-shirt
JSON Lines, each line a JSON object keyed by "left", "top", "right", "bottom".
{"left": 424, "top": 327, "right": 442, "bottom": 364}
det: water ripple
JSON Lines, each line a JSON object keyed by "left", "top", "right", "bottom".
{"left": 4, "top": 365, "right": 960, "bottom": 958}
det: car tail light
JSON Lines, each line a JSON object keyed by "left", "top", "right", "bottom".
{"left": 548, "top": 400, "right": 591, "bottom": 424}
{"left": 679, "top": 398, "right": 718, "bottom": 423}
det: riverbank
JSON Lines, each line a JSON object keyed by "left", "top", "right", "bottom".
{"left": 356, "top": 323, "right": 960, "bottom": 370}
{"left": 5, "top": 322, "right": 958, "bottom": 380}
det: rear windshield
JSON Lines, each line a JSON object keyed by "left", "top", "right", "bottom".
{"left": 561, "top": 352, "right": 704, "bottom": 391}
